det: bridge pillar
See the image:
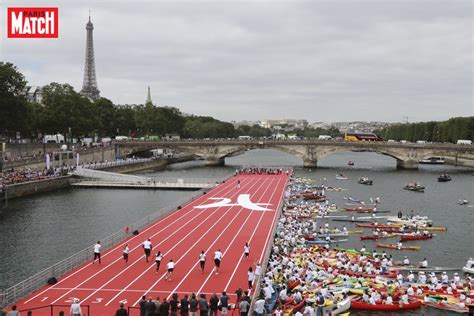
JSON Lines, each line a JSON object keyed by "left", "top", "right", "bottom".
{"left": 303, "top": 158, "right": 317, "bottom": 168}
{"left": 205, "top": 157, "right": 225, "bottom": 166}
{"left": 396, "top": 159, "right": 419, "bottom": 170}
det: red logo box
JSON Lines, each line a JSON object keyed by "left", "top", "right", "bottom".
{"left": 7, "top": 7, "right": 59, "bottom": 38}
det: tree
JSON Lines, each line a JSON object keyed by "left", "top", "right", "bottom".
{"left": 0, "top": 62, "right": 29, "bottom": 138}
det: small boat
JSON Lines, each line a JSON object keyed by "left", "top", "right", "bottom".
{"left": 350, "top": 300, "right": 422, "bottom": 311}
{"left": 376, "top": 243, "right": 420, "bottom": 250}
{"left": 389, "top": 266, "right": 461, "bottom": 273}
{"left": 323, "top": 298, "right": 351, "bottom": 315}
{"left": 347, "top": 161, "right": 354, "bottom": 166}
{"left": 425, "top": 301, "right": 468, "bottom": 314}
{"left": 344, "top": 207, "right": 375, "bottom": 212}
{"left": 419, "top": 156, "right": 445, "bottom": 164}
{"left": 438, "top": 174, "right": 452, "bottom": 182}
{"left": 463, "top": 266, "right": 474, "bottom": 274}
{"left": 400, "top": 233, "right": 433, "bottom": 241}
{"left": 305, "top": 239, "right": 348, "bottom": 245}
{"left": 357, "top": 177, "right": 373, "bottom": 185}
{"left": 360, "top": 234, "right": 398, "bottom": 240}
{"left": 404, "top": 183, "right": 425, "bottom": 192}
{"left": 458, "top": 199, "right": 470, "bottom": 205}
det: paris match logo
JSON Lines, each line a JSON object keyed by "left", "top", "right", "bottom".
{"left": 7, "top": 7, "right": 59, "bottom": 38}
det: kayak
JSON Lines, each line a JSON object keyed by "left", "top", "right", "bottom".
{"left": 376, "top": 243, "right": 420, "bottom": 250}
{"left": 350, "top": 300, "right": 422, "bottom": 311}
{"left": 344, "top": 207, "right": 375, "bottom": 212}
{"left": 389, "top": 266, "right": 461, "bottom": 273}
{"left": 425, "top": 301, "right": 469, "bottom": 314}
{"left": 360, "top": 234, "right": 398, "bottom": 240}
{"left": 400, "top": 233, "right": 433, "bottom": 241}
{"left": 356, "top": 223, "right": 401, "bottom": 229}
{"left": 322, "top": 298, "right": 351, "bottom": 316}
{"left": 305, "top": 239, "right": 348, "bottom": 245}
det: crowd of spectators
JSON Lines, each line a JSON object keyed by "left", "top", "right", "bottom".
{"left": 0, "top": 166, "right": 72, "bottom": 187}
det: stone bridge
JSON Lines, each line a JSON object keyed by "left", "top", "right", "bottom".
{"left": 118, "top": 140, "right": 474, "bottom": 169}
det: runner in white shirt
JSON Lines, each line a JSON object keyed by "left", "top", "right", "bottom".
{"left": 123, "top": 244, "right": 129, "bottom": 263}
{"left": 70, "top": 298, "right": 83, "bottom": 316}
{"left": 244, "top": 242, "right": 250, "bottom": 260}
{"left": 142, "top": 238, "right": 153, "bottom": 262}
{"left": 199, "top": 250, "right": 206, "bottom": 272}
{"left": 93, "top": 241, "right": 101, "bottom": 264}
{"left": 214, "top": 249, "right": 223, "bottom": 275}
{"left": 164, "top": 260, "right": 175, "bottom": 281}
{"left": 155, "top": 251, "right": 163, "bottom": 273}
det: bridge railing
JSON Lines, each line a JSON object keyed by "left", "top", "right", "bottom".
{"left": 0, "top": 173, "right": 232, "bottom": 308}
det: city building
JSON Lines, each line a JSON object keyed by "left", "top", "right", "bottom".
{"left": 22, "top": 86, "right": 43, "bottom": 104}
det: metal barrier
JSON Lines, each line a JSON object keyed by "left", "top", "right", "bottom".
{"left": 0, "top": 173, "right": 232, "bottom": 308}
{"left": 248, "top": 172, "right": 291, "bottom": 315}
{"left": 18, "top": 304, "right": 90, "bottom": 315}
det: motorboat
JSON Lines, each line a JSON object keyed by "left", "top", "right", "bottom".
{"left": 358, "top": 177, "right": 373, "bottom": 185}
{"left": 437, "top": 174, "right": 451, "bottom": 182}
{"left": 336, "top": 173, "right": 348, "bottom": 180}
{"left": 419, "top": 156, "right": 445, "bottom": 164}
{"left": 387, "top": 215, "right": 433, "bottom": 227}
{"left": 404, "top": 182, "right": 425, "bottom": 192}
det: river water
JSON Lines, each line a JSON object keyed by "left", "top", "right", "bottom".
{"left": 1, "top": 149, "right": 473, "bottom": 315}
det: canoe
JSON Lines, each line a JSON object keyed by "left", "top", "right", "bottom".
{"left": 425, "top": 301, "right": 469, "bottom": 314}
{"left": 350, "top": 300, "right": 422, "bottom": 311}
{"left": 389, "top": 266, "right": 461, "bottom": 272}
{"left": 344, "top": 207, "right": 375, "bottom": 212}
{"left": 376, "top": 243, "right": 420, "bottom": 250}
{"left": 305, "top": 239, "right": 348, "bottom": 245}
{"left": 356, "top": 223, "right": 401, "bottom": 229}
{"left": 360, "top": 234, "right": 397, "bottom": 240}
{"left": 400, "top": 234, "right": 433, "bottom": 241}
{"left": 323, "top": 298, "right": 351, "bottom": 316}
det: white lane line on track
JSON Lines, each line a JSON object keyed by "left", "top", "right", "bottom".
{"left": 40, "top": 177, "right": 237, "bottom": 305}
{"left": 195, "top": 176, "right": 285, "bottom": 295}
{"left": 130, "top": 176, "right": 271, "bottom": 307}
{"left": 224, "top": 175, "right": 288, "bottom": 292}
{"left": 167, "top": 177, "right": 280, "bottom": 299}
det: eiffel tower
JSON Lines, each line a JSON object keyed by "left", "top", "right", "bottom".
{"left": 80, "top": 13, "right": 100, "bottom": 100}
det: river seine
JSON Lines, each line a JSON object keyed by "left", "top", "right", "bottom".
{"left": 1, "top": 149, "right": 473, "bottom": 315}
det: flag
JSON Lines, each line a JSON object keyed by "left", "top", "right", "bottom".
{"left": 46, "top": 154, "right": 51, "bottom": 169}
{"left": 76, "top": 153, "right": 80, "bottom": 167}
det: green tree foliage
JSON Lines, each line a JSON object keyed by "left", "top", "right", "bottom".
{"left": 39, "top": 83, "right": 100, "bottom": 137}
{"left": 0, "top": 62, "right": 29, "bottom": 138}
{"left": 182, "top": 116, "right": 235, "bottom": 139}
{"left": 383, "top": 117, "right": 474, "bottom": 143}
{"left": 295, "top": 126, "right": 341, "bottom": 138}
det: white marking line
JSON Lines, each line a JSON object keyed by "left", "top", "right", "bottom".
{"left": 197, "top": 176, "right": 284, "bottom": 295}
{"left": 170, "top": 176, "right": 279, "bottom": 299}
{"left": 110, "top": 177, "right": 263, "bottom": 307}
{"left": 45, "top": 178, "right": 238, "bottom": 305}
{"left": 131, "top": 177, "right": 271, "bottom": 306}
{"left": 224, "top": 176, "right": 288, "bottom": 291}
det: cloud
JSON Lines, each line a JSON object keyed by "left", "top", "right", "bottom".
{"left": 2, "top": 0, "right": 472, "bottom": 122}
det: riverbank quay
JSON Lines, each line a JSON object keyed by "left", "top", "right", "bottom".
{"left": 0, "top": 155, "right": 195, "bottom": 202}
{"left": 251, "top": 176, "right": 473, "bottom": 315}
{"left": 4, "top": 171, "right": 289, "bottom": 315}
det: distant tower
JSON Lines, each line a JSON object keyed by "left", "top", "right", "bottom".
{"left": 80, "top": 13, "right": 100, "bottom": 100}
{"left": 146, "top": 86, "right": 153, "bottom": 105}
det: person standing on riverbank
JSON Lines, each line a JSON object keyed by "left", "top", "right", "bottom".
{"left": 93, "top": 241, "right": 101, "bottom": 264}
{"left": 143, "top": 238, "right": 152, "bottom": 262}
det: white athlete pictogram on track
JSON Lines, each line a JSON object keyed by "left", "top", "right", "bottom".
{"left": 194, "top": 194, "right": 272, "bottom": 211}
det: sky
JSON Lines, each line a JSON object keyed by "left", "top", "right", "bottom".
{"left": 1, "top": 0, "right": 472, "bottom": 123}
